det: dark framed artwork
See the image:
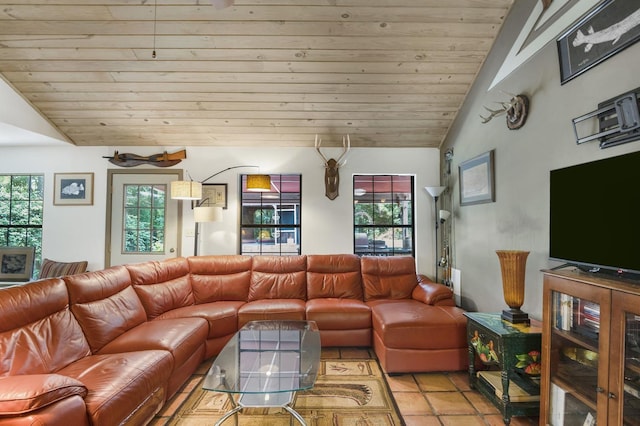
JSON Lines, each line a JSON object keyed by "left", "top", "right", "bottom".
{"left": 54, "top": 173, "right": 94, "bottom": 205}
{"left": 200, "top": 183, "right": 227, "bottom": 209}
{"left": 459, "top": 150, "right": 495, "bottom": 206}
{"left": 0, "top": 247, "right": 35, "bottom": 282}
{"left": 557, "top": 0, "right": 640, "bottom": 85}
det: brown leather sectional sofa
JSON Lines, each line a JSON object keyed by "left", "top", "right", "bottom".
{"left": 0, "top": 254, "right": 467, "bottom": 426}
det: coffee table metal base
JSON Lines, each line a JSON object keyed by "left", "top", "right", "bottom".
{"left": 215, "top": 391, "right": 306, "bottom": 426}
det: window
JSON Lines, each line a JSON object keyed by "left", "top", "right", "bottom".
{"left": 0, "top": 174, "right": 44, "bottom": 278}
{"left": 241, "top": 174, "right": 301, "bottom": 255}
{"left": 353, "top": 175, "right": 414, "bottom": 256}
{"left": 123, "top": 184, "right": 166, "bottom": 253}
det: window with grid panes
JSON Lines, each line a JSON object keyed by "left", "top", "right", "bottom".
{"left": 240, "top": 174, "right": 301, "bottom": 255}
{"left": 0, "top": 174, "right": 44, "bottom": 278}
{"left": 353, "top": 175, "right": 414, "bottom": 257}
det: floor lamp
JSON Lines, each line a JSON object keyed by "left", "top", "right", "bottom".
{"left": 425, "top": 186, "right": 445, "bottom": 283}
{"left": 170, "top": 165, "right": 271, "bottom": 255}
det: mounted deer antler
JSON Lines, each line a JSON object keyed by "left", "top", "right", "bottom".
{"left": 315, "top": 134, "right": 351, "bottom": 200}
{"left": 480, "top": 93, "right": 529, "bottom": 130}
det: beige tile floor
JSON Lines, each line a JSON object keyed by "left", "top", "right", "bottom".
{"left": 152, "top": 349, "right": 540, "bottom": 426}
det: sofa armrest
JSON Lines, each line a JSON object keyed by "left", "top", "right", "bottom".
{"left": 0, "top": 374, "right": 87, "bottom": 415}
{"left": 412, "top": 275, "right": 455, "bottom": 306}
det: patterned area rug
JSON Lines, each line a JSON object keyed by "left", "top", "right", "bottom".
{"left": 168, "top": 348, "right": 403, "bottom": 425}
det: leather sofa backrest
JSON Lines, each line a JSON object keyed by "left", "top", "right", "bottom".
{"left": 248, "top": 255, "right": 307, "bottom": 301}
{"left": 0, "top": 279, "right": 91, "bottom": 375}
{"left": 188, "top": 255, "right": 252, "bottom": 303}
{"left": 360, "top": 256, "right": 418, "bottom": 301}
{"left": 65, "top": 266, "right": 147, "bottom": 353}
{"left": 306, "top": 254, "right": 363, "bottom": 300}
{"left": 127, "top": 258, "right": 194, "bottom": 319}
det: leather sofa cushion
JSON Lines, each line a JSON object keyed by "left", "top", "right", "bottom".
{"left": 370, "top": 300, "right": 467, "bottom": 350}
{"left": 306, "top": 298, "right": 371, "bottom": 329}
{"left": 306, "top": 254, "right": 363, "bottom": 300}
{"left": 97, "top": 317, "right": 208, "bottom": 371}
{"left": 361, "top": 256, "right": 418, "bottom": 301}
{"left": 188, "top": 255, "right": 252, "bottom": 303}
{"left": 128, "top": 257, "right": 190, "bottom": 286}
{"left": 157, "top": 301, "right": 244, "bottom": 339}
{"left": 133, "top": 275, "right": 193, "bottom": 320}
{"left": 412, "top": 280, "right": 455, "bottom": 306}
{"left": 128, "top": 259, "right": 195, "bottom": 319}
{"left": 238, "top": 299, "right": 306, "bottom": 326}
{"left": 248, "top": 255, "right": 307, "bottom": 301}
{"left": 0, "top": 279, "right": 91, "bottom": 375}
{"left": 65, "top": 266, "right": 147, "bottom": 353}
{"left": 0, "top": 374, "right": 87, "bottom": 415}
{"left": 0, "top": 394, "right": 89, "bottom": 426}
{"left": 57, "top": 351, "right": 172, "bottom": 426}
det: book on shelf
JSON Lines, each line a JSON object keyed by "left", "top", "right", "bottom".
{"left": 554, "top": 293, "right": 574, "bottom": 331}
{"left": 561, "top": 293, "right": 573, "bottom": 331}
{"left": 477, "top": 371, "right": 540, "bottom": 402}
{"left": 549, "top": 382, "right": 566, "bottom": 426}
{"left": 569, "top": 298, "right": 600, "bottom": 339}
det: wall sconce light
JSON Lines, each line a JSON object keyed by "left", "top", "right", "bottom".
{"left": 425, "top": 186, "right": 446, "bottom": 283}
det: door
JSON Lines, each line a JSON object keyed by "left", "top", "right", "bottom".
{"left": 107, "top": 170, "right": 182, "bottom": 266}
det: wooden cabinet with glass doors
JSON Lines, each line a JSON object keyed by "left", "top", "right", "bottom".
{"left": 540, "top": 269, "right": 640, "bottom": 425}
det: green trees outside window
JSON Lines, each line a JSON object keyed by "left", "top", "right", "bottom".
{"left": 0, "top": 174, "right": 44, "bottom": 279}
{"left": 123, "top": 184, "right": 166, "bottom": 253}
{"left": 353, "top": 175, "right": 414, "bottom": 257}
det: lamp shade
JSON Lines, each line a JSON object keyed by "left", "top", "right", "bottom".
{"left": 171, "top": 180, "right": 202, "bottom": 200}
{"left": 424, "top": 186, "right": 446, "bottom": 198}
{"left": 194, "top": 206, "right": 223, "bottom": 223}
{"left": 439, "top": 209, "right": 451, "bottom": 222}
{"left": 246, "top": 174, "right": 271, "bottom": 192}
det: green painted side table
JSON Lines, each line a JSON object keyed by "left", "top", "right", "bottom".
{"left": 464, "top": 312, "right": 542, "bottom": 425}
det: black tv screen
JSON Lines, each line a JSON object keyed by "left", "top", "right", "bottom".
{"left": 549, "top": 151, "right": 640, "bottom": 277}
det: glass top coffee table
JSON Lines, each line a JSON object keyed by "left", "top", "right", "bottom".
{"left": 203, "top": 320, "right": 321, "bottom": 425}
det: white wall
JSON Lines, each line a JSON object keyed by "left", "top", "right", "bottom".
{"left": 442, "top": 0, "right": 640, "bottom": 319}
{"left": 0, "top": 144, "right": 441, "bottom": 275}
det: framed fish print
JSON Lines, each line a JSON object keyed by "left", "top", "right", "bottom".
{"left": 54, "top": 173, "right": 94, "bottom": 205}
{"left": 557, "top": 0, "right": 640, "bottom": 85}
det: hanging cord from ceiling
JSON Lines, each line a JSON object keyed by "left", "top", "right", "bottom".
{"left": 152, "top": 0, "right": 157, "bottom": 58}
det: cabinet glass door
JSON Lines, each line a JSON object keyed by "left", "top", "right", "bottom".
{"left": 622, "top": 312, "right": 640, "bottom": 424}
{"left": 548, "top": 290, "right": 600, "bottom": 425}
{"left": 611, "top": 290, "right": 640, "bottom": 425}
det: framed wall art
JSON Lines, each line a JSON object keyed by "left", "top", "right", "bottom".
{"left": 459, "top": 150, "right": 495, "bottom": 206}
{"left": 0, "top": 247, "right": 35, "bottom": 282}
{"left": 54, "top": 173, "right": 94, "bottom": 205}
{"left": 200, "top": 183, "right": 228, "bottom": 209}
{"left": 557, "top": 0, "right": 640, "bottom": 85}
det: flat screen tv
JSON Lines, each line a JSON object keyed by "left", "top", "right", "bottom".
{"left": 549, "top": 150, "right": 640, "bottom": 278}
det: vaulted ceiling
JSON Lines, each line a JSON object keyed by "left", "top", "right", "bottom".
{"left": 0, "top": 0, "right": 513, "bottom": 148}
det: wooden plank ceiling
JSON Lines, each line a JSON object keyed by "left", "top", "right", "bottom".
{"left": 0, "top": 0, "right": 513, "bottom": 148}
